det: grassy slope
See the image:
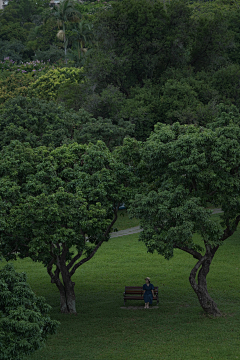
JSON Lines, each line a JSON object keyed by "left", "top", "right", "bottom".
{"left": 1, "top": 221, "right": 239, "bottom": 360}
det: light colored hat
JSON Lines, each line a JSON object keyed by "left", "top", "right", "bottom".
{"left": 145, "top": 277, "right": 150, "bottom": 281}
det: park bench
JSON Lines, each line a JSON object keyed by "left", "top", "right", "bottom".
{"left": 123, "top": 286, "right": 159, "bottom": 306}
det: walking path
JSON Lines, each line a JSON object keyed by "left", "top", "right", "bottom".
{"left": 110, "top": 208, "right": 223, "bottom": 238}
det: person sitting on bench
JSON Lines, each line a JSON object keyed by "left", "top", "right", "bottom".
{"left": 143, "top": 277, "right": 154, "bottom": 309}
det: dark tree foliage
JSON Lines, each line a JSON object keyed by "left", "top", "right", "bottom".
{"left": 91, "top": 0, "right": 193, "bottom": 93}
{"left": 121, "top": 117, "right": 240, "bottom": 316}
{"left": 0, "top": 96, "right": 133, "bottom": 150}
{"left": 0, "top": 141, "right": 135, "bottom": 313}
{"left": 0, "top": 264, "right": 59, "bottom": 360}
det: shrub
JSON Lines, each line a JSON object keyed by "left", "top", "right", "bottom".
{"left": 29, "top": 67, "right": 85, "bottom": 101}
{"left": 0, "top": 264, "right": 60, "bottom": 360}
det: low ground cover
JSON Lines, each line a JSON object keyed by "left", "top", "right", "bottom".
{"left": 0, "top": 215, "right": 239, "bottom": 360}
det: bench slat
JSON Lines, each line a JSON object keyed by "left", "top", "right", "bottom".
{"left": 123, "top": 286, "right": 159, "bottom": 305}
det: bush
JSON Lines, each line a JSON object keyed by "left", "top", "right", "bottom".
{"left": 29, "top": 67, "right": 85, "bottom": 101}
{"left": 0, "top": 264, "right": 60, "bottom": 360}
{"left": 0, "top": 73, "right": 34, "bottom": 106}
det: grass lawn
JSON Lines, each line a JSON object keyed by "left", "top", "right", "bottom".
{"left": 113, "top": 209, "right": 139, "bottom": 231}
{"left": 0, "top": 218, "right": 239, "bottom": 360}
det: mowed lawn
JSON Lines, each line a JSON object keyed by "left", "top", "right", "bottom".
{"left": 1, "top": 218, "right": 240, "bottom": 360}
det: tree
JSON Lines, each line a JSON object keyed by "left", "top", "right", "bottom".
{"left": 212, "top": 64, "right": 240, "bottom": 109}
{"left": 0, "top": 141, "right": 134, "bottom": 313}
{"left": 0, "top": 40, "right": 29, "bottom": 62}
{"left": 50, "top": 0, "right": 81, "bottom": 61}
{"left": 189, "top": 9, "right": 233, "bottom": 71}
{"left": 70, "top": 20, "right": 94, "bottom": 62}
{"left": 90, "top": 0, "right": 193, "bottom": 92}
{"left": 0, "top": 96, "right": 133, "bottom": 150}
{"left": 27, "top": 18, "right": 63, "bottom": 53}
{"left": 126, "top": 120, "right": 240, "bottom": 317}
{"left": 0, "top": 73, "right": 35, "bottom": 107}
{"left": 0, "top": 264, "right": 59, "bottom": 360}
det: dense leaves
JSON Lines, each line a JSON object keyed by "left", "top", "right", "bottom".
{"left": 0, "top": 264, "right": 59, "bottom": 360}
{"left": 0, "top": 96, "right": 133, "bottom": 150}
{"left": 29, "top": 67, "right": 84, "bottom": 101}
{"left": 127, "top": 120, "right": 240, "bottom": 315}
{"left": 0, "top": 140, "right": 135, "bottom": 312}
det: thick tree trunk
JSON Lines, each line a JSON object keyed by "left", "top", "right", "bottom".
{"left": 47, "top": 255, "right": 77, "bottom": 314}
{"left": 57, "top": 261, "right": 77, "bottom": 314}
{"left": 189, "top": 251, "right": 222, "bottom": 317}
{"left": 55, "top": 278, "right": 76, "bottom": 314}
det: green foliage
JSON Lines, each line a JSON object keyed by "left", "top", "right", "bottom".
{"left": 0, "top": 263, "right": 59, "bottom": 360}
{"left": 91, "top": 0, "right": 193, "bottom": 91}
{"left": 118, "top": 81, "right": 161, "bottom": 141}
{"left": 212, "top": 64, "right": 240, "bottom": 108}
{"left": 29, "top": 67, "right": 84, "bottom": 101}
{"left": 34, "top": 46, "right": 65, "bottom": 64}
{"left": 0, "top": 58, "right": 54, "bottom": 74}
{"left": 81, "top": 84, "right": 126, "bottom": 119}
{"left": 129, "top": 121, "right": 240, "bottom": 259}
{"left": 0, "top": 96, "right": 81, "bottom": 148}
{"left": 0, "top": 22, "right": 30, "bottom": 43}
{"left": 75, "top": 0, "right": 112, "bottom": 21}
{"left": 49, "top": 0, "right": 81, "bottom": 60}
{"left": 0, "top": 74, "right": 34, "bottom": 106}
{"left": 207, "top": 103, "right": 240, "bottom": 128}
{"left": 0, "top": 40, "right": 29, "bottom": 63}
{"left": 27, "top": 19, "right": 62, "bottom": 53}
{"left": 0, "top": 140, "right": 135, "bottom": 311}
{"left": 0, "top": 96, "right": 133, "bottom": 150}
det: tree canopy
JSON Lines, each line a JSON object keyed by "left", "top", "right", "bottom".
{"left": 0, "top": 96, "right": 133, "bottom": 150}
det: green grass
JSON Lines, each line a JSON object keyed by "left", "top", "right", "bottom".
{"left": 113, "top": 209, "right": 139, "bottom": 231}
{"left": 1, "top": 222, "right": 240, "bottom": 360}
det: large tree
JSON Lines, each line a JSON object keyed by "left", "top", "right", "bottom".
{"left": 89, "top": 0, "right": 193, "bottom": 94}
{"left": 125, "top": 119, "right": 240, "bottom": 317}
{"left": 0, "top": 141, "right": 134, "bottom": 314}
{"left": 50, "top": 0, "right": 81, "bottom": 60}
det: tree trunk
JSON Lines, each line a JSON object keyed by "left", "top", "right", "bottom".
{"left": 53, "top": 276, "right": 76, "bottom": 314}
{"left": 59, "top": 284, "right": 69, "bottom": 313}
{"left": 59, "top": 261, "right": 76, "bottom": 314}
{"left": 47, "top": 255, "right": 77, "bottom": 314}
{"left": 189, "top": 251, "right": 222, "bottom": 317}
{"left": 63, "top": 23, "right": 67, "bottom": 65}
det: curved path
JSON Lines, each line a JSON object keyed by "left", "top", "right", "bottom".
{"left": 110, "top": 208, "right": 223, "bottom": 238}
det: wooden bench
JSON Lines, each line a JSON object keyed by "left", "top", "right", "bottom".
{"left": 123, "top": 286, "right": 159, "bottom": 306}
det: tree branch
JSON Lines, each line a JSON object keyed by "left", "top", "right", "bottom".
{"left": 66, "top": 251, "right": 83, "bottom": 271}
{"left": 47, "top": 258, "right": 56, "bottom": 284}
{"left": 69, "top": 206, "right": 119, "bottom": 277}
{"left": 219, "top": 214, "right": 240, "bottom": 242}
{"left": 175, "top": 246, "right": 202, "bottom": 260}
{"left": 104, "top": 204, "right": 119, "bottom": 237}
{"left": 70, "top": 239, "right": 104, "bottom": 277}
{"left": 207, "top": 190, "right": 218, "bottom": 197}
